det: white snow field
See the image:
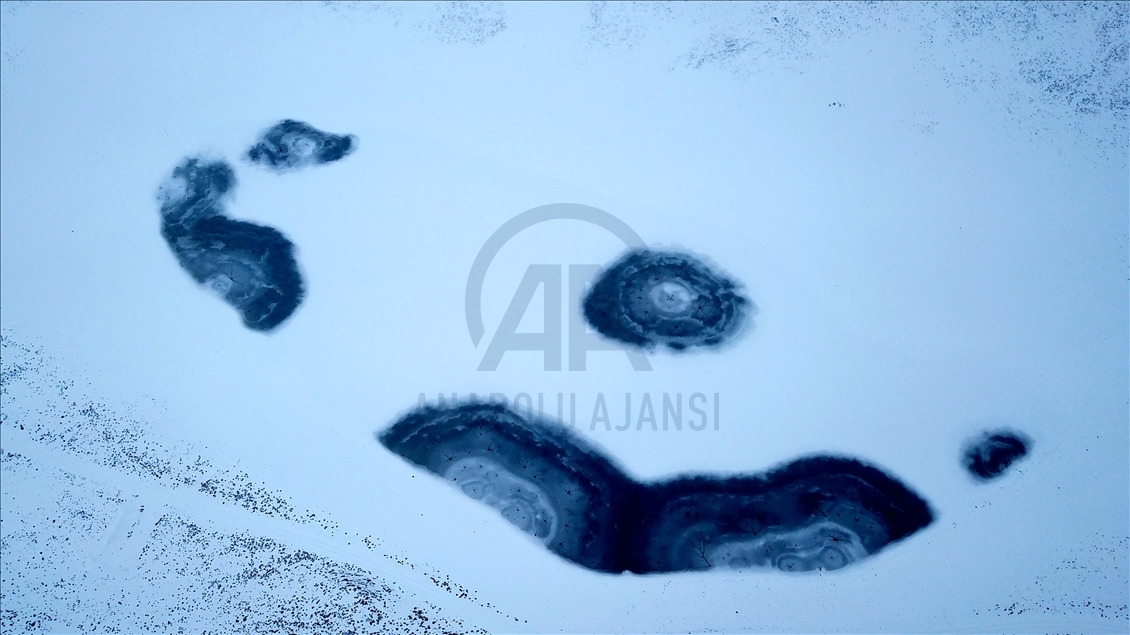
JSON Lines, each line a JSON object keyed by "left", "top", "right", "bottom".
{"left": 1, "top": 2, "right": 1127, "bottom": 633}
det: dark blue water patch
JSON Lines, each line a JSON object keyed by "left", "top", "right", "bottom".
{"left": 624, "top": 456, "right": 934, "bottom": 574}
{"left": 379, "top": 403, "right": 635, "bottom": 573}
{"left": 245, "top": 120, "right": 357, "bottom": 172}
{"left": 582, "top": 249, "right": 753, "bottom": 351}
{"left": 962, "top": 429, "right": 1031, "bottom": 481}
{"left": 158, "top": 157, "right": 304, "bottom": 331}
{"left": 379, "top": 402, "right": 933, "bottom": 574}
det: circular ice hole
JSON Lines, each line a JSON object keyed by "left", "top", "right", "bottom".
{"left": 776, "top": 554, "right": 808, "bottom": 572}
{"left": 445, "top": 457, "right": 558, "bottom": 542}
{"left": 817, "top": 546, "right": 849, "bottom": 571}
{"left": 649, "top": 281, "right": 692, "bottom": 314}
{"left": 500, "top": 501, "right": 535, "bottom": 531}
{"left": 206, "top": 274, "right": 234, "bottom": 296}
{"left": 460, "top": 480, "right": 489, "bottom": 500}
{"left": 287, "top": 135, "right": 318, "bottom": 159}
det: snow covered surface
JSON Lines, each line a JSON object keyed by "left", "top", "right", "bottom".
{"left": 1, "top": 2, "right": 1127, "bottom": 633}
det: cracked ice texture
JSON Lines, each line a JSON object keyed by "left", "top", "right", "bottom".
{"left": 245, "top": 120, "right": 357, "bottom": 172}
{"left": 158, "top": 157, "right": 304, "bottom": 331}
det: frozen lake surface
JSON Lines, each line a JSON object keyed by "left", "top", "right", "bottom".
{"left": 1, "top": 2, "right": 1127, "bottom": 633}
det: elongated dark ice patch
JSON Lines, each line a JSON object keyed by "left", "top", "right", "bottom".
{"left": 379, "top": 402, "right": 933, "bottom": 574}
{"left": 379, "top": 403, "right": 633, "bottom": 572}
{"left": 627, "top": 457, "right": 934, "bottom": 573}
{"left": 159, "top": 157, "right": 304, "bottom": 331}
{"left": 246, "top": 120, "right": 357, "bottom": 172}
{"left": 583, "top": 249, "right": 752, "bottom": 351}
{"left": 962, "top": 429, "right": 1031, "bottom": 481}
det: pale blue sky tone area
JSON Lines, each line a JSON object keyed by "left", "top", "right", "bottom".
{"left": 1, "top": 2, "right": 1127, "bottom": 633}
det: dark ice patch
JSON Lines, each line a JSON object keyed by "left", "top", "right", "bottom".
{"left": 158, "top": 157, "right": 304, "bottom": 331}
{"left": 962, "top": 429, "right": 1032, "bottom": 481}
{"left": 379, "top": 402, "right": 933, "bottom": 574}
{"left": 379, "top": 403, "right": 634, "bottom": 573}
{"left": 246, "top": 120, "right": 357, "bottom": 172}
{"left": 626, "top": 457, "right": 934, "bottom": 574}
{"left": 583, "top": 249, "right": 752, "bottom": 351}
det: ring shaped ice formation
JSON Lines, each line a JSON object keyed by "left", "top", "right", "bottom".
{"left": 378, "top": 403, "right": 632, "bottom": 572}
{"left": 626, "top": 458, "right": 933, "bottom": 574}
{"left": 379, "top": 403, "right": 934, "bottom": 574}
{"left": 583, "top": 249, "right": 753, "bottom": 351}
